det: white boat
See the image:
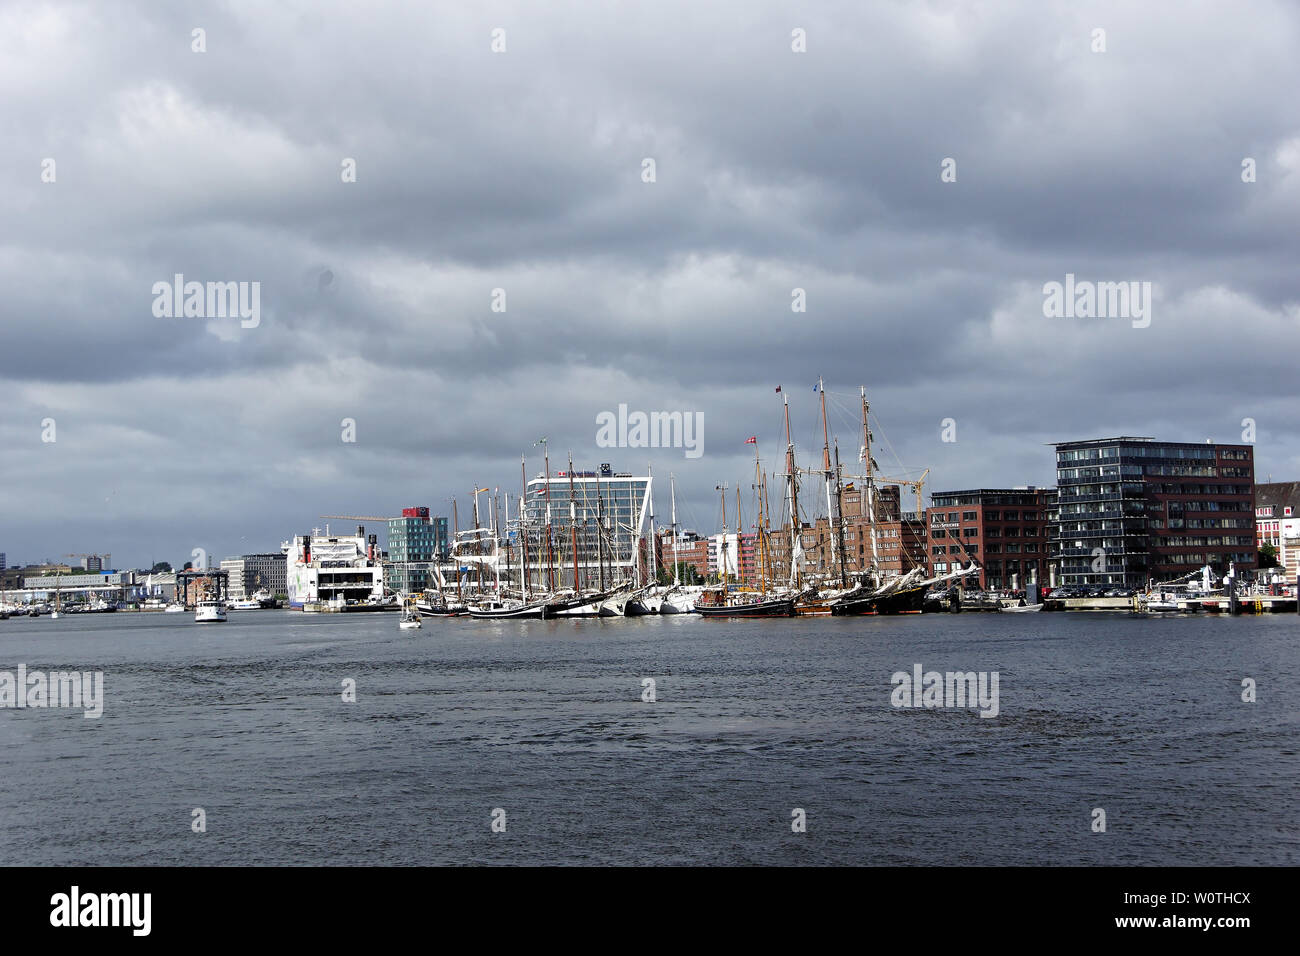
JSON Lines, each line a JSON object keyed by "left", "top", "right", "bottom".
{"left": 164, "top": 603, "right": 185, "bottom": 613}
{"left": 227, "top": 597, "right": 262, "bottom": 610}
{"left": 282, "top": 526, "right": 385, "bottom": 610}
{"left": 661, "top": 586, "right": 700, "bottom": 614}
{"left": 398, "top": 609, "right": 422, "bottom": 630}
{"left": 195, "top": 599, "right": 227, "bottom": 623}
{"left": 1000, "top": 602, "right": 1044, "bottom": 613}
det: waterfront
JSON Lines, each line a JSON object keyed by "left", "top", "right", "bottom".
{"left": 0, "top": 611, "right": 1295, "bottom": 866}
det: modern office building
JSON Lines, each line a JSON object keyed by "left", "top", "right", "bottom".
{"left": 1053, "top": 437, "right": 1256, "bottom": 587}
{"left": 385, "top": 507, "right": 449, "bottom": 592}
{"left": 221, "top": 553, "right": 288, "bottom": 600}
{"left": 519, "top": 464, "right": 652, "bottom": 589}
{"left": 0, "top": 553, "right": 6, "bottom": 571}
{"left": 926, "top": 488, "right": 1057, "bottom": 589}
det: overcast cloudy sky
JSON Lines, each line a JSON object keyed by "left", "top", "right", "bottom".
{"left": 2, "top": 0, "right": 1297, "bottom": 569}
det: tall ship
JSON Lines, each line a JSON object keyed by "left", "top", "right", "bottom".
{"left": 281, "top": 525, "right": 385, "bottom": 610}
{"left": 462, "top": 449, "right": 653, "bottom": 618}
{"left": 749, "top": 380, "right": 979, "bottom": 615}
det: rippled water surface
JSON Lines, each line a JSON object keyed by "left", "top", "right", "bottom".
{"left": 0, "top": 610, "right": 1295, "bottom": 865}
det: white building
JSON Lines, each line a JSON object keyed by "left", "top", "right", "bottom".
{"left": 1255, "top": 482, "right": 1300, "bottom": 580}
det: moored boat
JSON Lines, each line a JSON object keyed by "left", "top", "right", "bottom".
{"left": 466, "top": 597, "right": 551, "bottom": 619}
{"left": 999, "top": 602, "right": 1044, "bottom": 613}
{"left": 694, "top": 592, "right": 796, "bottom": 617}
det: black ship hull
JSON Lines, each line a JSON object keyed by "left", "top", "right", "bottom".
{"left": 830, "top": 586, "right": 928, "bottom": 616}
{"left": 695, "top": 597, "right": 796, "bottom": 618}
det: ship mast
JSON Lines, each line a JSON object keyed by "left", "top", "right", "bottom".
{"left": 833, "top": 440, "right": 847, "bottom": 588}
{"left": 519, "top": 457, "right": 530, "bottom": 599}
{"left": 754, "top": 446, "right": 767, "bottom": 592}
{"left": 472, "top": 485, "right": 483, "bottom": 593}
{"left": 504, "top": 491, "right": 512, "bottom": 589}
{"left": 647, "top": 464, "right": 657, "bottom": 586}
{"left": 717, "top": 483, "right": 729, "bottom": 589}
{"left": 783, "top": 393, "right": 800, "bottom": 588}
{"left": 540, "top": 439, "right": 555, "bottom": 593}
{"left": 818, "top": 376, "right": 838, "bottom": 580}
{"left": 596, "top": 469, "right": 607, "bottom": 591}
{"left": 568, "top": 452, "right": 580, "bottom": 593}
{"left": 452, "top": 497, "right": 461, "bottom": 600}
{"left": 736, "top": 485, "right": 742, "bottom": 587}
{"left": 860, "top": 386, "right": 879, "bottom": 578}
{"left": 669, "top": 473, "right": 681, "bottom": 587}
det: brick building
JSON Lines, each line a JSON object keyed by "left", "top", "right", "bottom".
{"left": 926, "top": 488, "right": 1057, "bottom": 590}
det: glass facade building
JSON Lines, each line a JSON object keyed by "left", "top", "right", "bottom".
{"left": 1053, "top": 438, "right": 1255, "bottom": 586}
{"left": 519, "top": 466, "right": 652, "bottom": 589}
{"left": 386, "top": 509, "right": 449, "bottom": 591}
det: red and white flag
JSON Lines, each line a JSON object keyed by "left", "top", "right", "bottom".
{"left": 744, "top": 436, "right": 757, "bottom": 444}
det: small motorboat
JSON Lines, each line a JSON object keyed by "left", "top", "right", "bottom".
{"left": 1000, "top": 602, "right": 1044, "bottom": 613}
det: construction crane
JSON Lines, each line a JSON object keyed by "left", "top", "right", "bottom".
{"left": 872, "top": 468, "right": 930, "bottom": 518}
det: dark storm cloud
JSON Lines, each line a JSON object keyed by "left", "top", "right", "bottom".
{"left": 1, "top": 0, "right": 1297, "bottom": 566}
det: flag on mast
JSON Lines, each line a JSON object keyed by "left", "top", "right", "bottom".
{"left": 744, "top": 436, "right": 757, "bottom": 444}
{"left": 774, "top": 385, "right": 782, "bottom": 393}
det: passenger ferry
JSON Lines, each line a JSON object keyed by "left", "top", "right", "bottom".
{"left": 281, "top": 526, "right": 385, "bottom": 610}
{"left": 195, "top": 598, "right": 227, "bottom": 623}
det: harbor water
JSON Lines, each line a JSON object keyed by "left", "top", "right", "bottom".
{"left": 0, "top": 610, "right": 1295, "bottom": 865}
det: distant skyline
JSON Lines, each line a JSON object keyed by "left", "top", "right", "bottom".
{"left": 3, "top": 1, "right": 1298, "bottom": 568}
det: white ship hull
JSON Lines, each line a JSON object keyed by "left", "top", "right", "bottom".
{"left": 195, "top": 601, "right": 227, "bottom": 623}
{"left": 282, "top": 531, "right": 385, "bottom": 609}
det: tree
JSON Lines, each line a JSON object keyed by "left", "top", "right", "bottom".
{"left": 151, "top": 561, "right": 173, "bottom": 573}
{"left": 1259, "top": 543, "right": 1279, "bottom": 569}
{"left": 656, "top": 562, "right": 701, "bottom": 586}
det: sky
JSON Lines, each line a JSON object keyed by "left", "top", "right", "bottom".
{"left": 2, "top": 0, "right": 1298, "bottom": 569}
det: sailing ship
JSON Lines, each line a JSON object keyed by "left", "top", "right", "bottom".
{"left": 694, "top": 482, "right": 795, "bottom": 617}
{"left": 49, "top": 573, "right": 62, "bottom": 619}
{"left": 398, "top": 596, "right": 423, "bottom": 629}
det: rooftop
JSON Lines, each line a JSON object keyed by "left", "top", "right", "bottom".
{"left": 1256, "top": 481, "right": 1300, "bottom": 510}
